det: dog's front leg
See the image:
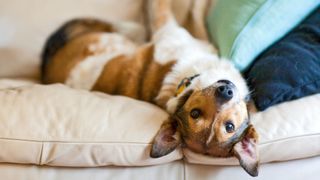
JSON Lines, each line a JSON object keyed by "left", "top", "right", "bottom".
{"left": 147, "top": 0, "right": 177, "bottom": 34}
{"left": 147, "top": 0, "right": 180, "bottom": 109}
{"left": 183, "top": 0, "right": 211, "bottom": 41}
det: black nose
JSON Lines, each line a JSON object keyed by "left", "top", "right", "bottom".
{"left": 215, "top": 84, "right": 234, "bottom": 101}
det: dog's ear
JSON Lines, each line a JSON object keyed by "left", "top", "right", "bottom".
{"left": 150, "top": 90, "right": 193, "bottom": 158}
{"left": 150, "top": 119, "right": 180, "bottom": 158}
{"left": 233, "top": 124, "right": 259, "bottom": 177}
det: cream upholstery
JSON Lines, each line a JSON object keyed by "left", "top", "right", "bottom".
{"left": 0, "top": 0, "right": 319, "bottom": 179}
{"left": 0, "top": 0, "right": 193, "bottom": 79}
{"left": 0, "top": 80, "right": 319, "bottom": 167}
{"left": 0, "top": 81, "right": 181, "bottom": 166}
{"left": 0, "top": 0, "right": 147, "bottom": 79}
{"left": 0, "top": 156, "right": 319, "bottom": 180}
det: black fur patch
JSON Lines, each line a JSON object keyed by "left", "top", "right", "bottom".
{"left": 41, "top": 23, "right": 68, "bottom": 78}
{"left": 175, "top": 90, "right": 194, "bottom": 113}
{"left": 174, "top": 90, "right": 194, "bottom": 130}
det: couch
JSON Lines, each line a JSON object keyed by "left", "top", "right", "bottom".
{"left": 0, "top": 0, "right": 319, "bottom": 179}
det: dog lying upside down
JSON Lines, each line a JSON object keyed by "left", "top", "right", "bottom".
{"left": 41, "top": 0, "right": 259, "bottom": 176}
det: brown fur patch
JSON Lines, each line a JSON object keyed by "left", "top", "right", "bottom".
{"left": 176, "top": 89, "right": 217, "bottom": 153}
{"left": 214, "top": 101, "right": 248, "bottom": 142}
{"left": 244, "top": 124, "right": 259, "bottom": 143}
{"left": 64, "top": 19, "right": 114, "bottom": 39}
{"left": 182, "top": 0, "right": 210, "bottom": 41}
{"left": 150, "top": 0, "right": 174, "bottom": 32}
{"left": 92, "top": 44, "right": 176, "bottom": 102}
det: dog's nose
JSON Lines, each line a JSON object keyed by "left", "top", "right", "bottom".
{"left": 215, "top": 84, "right": 234, "bottom": 101}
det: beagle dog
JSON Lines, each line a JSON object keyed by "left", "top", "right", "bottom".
{"left": 41, "top": 0, "right": 259, "bottom": 176}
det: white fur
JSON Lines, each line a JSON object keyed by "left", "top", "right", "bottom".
{"left": 65, "top": 34, "right": 136, "bottom": 90}
{"left": 153, "top": 22, "right": 216, "bottom": 65}
{"left": 112, "top": 21, "right": 146, "bottom": 45}
{"left": 206, "top": 116, "right": 218, "bottom": 146}
{"left": 153, "top": 22, "right": 249, "bottom": 113}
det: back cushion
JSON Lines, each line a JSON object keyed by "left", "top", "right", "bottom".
{"left": 0, "top": 0, "right": 196, "bottom": 80}
{"left": 245, "top": 7, "right": 320, "bottom": 111}
{"left": 0, "top": 0, "right": 144, "bottom": 79}
{"left": 206, "top": 0, "right": 319, "bottom": 71}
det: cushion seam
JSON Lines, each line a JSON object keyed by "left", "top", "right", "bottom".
{"left": 260, "top": 133, "right": 320, "bottom": 145}
{"left": 0, "top": 133, "right": 319, "bottom": 146}
{"left": 0, "top": 137, "right": 152, "bottom": 145}
{"left": 39, "top": 142, "right": 44, "bottom": 165}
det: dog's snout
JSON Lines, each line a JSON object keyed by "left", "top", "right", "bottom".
{"left": 215, "top": 84, "right": 234, "bottom": 101}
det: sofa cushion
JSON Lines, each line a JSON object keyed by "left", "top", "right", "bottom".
{"left": 0, "top": 0, "right": 195, "bottom": 80}
{"left": 245, "top": 7, "right": 320, "bottom": 111}
{"left": 0, "top": 80, "right": 319, "bottom": 168}
{"left": 184, "top": 93, "right": 320, "bottom": 165}
{"left": 0, "top": 81, "right": 182, "bottom": 167}
{"left": 206, "top": 0, "right": 319, "bottom": 71}
{"left": 0, "top": 0, "right": 145, "bottom": 79}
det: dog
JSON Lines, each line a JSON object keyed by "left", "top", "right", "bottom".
{"left": 41, "top": 0, "right": 259, "bottom": 176}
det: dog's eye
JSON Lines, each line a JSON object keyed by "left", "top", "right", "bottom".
{"left": 225, "top": 121, "right": 235, "bottom": 133}
{"left": 190, "top": 109, "right": 201, "bottom": 119}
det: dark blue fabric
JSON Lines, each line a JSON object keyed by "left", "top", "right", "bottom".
{"left": 245, "top": 7, "right": 320, "bottom": 111}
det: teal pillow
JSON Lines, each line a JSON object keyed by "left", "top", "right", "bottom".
{"left": 207, "top": 0, "right": 320, "bottom": 71}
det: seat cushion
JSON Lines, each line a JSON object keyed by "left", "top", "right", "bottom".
{"left": 0, "top": 81, "right": 182, "bottom": 167}
{"left": 0, "top": 80, "right": 319, "bottom": 168}
{"left": 206, "top": 0, "right": 319, "bottom": 71}
{"left": 245, "top": 7, "right": 320, "bottom": 111}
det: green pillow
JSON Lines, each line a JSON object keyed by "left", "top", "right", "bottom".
{"left": 207, "top": 0, "right": 320, "bottom": 71}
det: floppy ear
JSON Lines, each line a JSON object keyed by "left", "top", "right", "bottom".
{"left": 150, "top": 90, "right": 192, "bottom": 158}
{"left": 150, "top": 119, "right": 181, "bottom": 158}
{"left": 233, "top": 124, "right": 259, "bottom": 177}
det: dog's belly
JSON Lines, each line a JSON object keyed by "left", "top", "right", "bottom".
{"left": 45, "top": 33, "right": 175, "bottom": 103}
{"left": 93, "top": 44, "right": 175, "bottom": 102}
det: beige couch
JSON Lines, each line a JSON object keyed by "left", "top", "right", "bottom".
{"left": 0, "top": 0, "right": 319, "bottom": 179}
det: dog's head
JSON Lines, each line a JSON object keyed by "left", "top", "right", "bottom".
{"left": 151, "top": 62, "right": 259, "bottom": 176}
